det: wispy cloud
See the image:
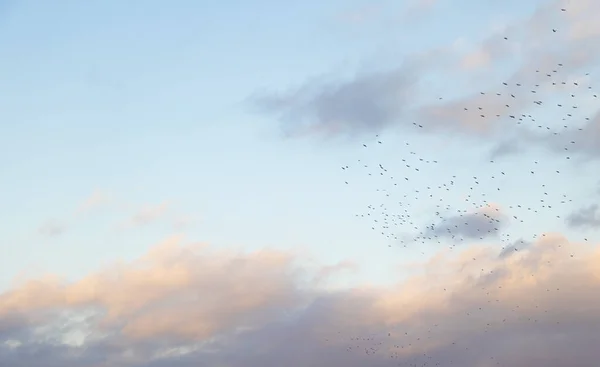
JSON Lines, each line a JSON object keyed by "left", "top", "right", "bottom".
{"left": 119, "top": 202, "right": 170, "bottom": 229}
{"left": 172, "top": 215, "right": 196, "bottom": 231}
{"left": 36, "top": 220, "right": 66, "bottom": 237}
{"left": 77, "top": 190, "right": 111, "bottom": 214}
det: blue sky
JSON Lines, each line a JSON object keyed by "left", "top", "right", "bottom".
{"left": 1, "top": 0, "right": 598, "bottom": 289}
{"left": 1, "top": 1, "right": 600, "bottom": 366}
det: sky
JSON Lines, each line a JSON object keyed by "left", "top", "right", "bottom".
{"left": 0, "top": 0, "right": 599, "bottom": 366}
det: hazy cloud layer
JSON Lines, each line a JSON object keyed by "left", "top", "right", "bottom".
{"left": 0, "top": 233, "right": 598, "bottom": 366}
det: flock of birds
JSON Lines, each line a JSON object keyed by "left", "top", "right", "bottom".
{"left": 329, "top": 3, "right": 599, "bottom": 366}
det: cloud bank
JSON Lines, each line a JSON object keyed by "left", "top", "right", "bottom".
{"left": 0, "top": 233, "right": 598, "bottom": 366}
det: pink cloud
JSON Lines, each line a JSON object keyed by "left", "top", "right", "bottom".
{"left": 0, "top": 233, "right": 598, "bottom": 366}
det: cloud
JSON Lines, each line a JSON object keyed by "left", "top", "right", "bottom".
{"left": 489, "top": 138, "right": 524, "bottom": 159}
{"left": 120, "top": 202, "right": 170, "bottom": 228}
{"left": 172, "top": 215, "right": 196, "bottom": 231}
{"left": 566, "top": 204, "right": 600, "bottom": 228}
{"left": 533, "top": 109, "right": 600, "bottom": 159}
{"left": 251, "top": 0, "right": 600, "bottom": 146}
{"left": 421, "top": 0, "right": 600, "bottom": 156}
{"left": 497, "top": 0, "right": 600, "bottom": 70}
{"left": 37, "top": 220, "right": 66, "bottom": 237}
{"left": 250, "top": 67, "right": 417, "bottom": 138}
{"left": 417, "top": 204, "right": 507, "bottom": 243}
{"left": 77, "top": 190, "right": 111, "bottom": 214}
{"left": 314, "top": 260, "right": 359, "bottom": 284}
{"left": 0, "top": 236, "right": 306, "bottom": 342}
{"left": 0, "top": 233, "right": 598, "bottom": 366}
{"left": 249, "top": 45, "right": 458, "bottom": 139}
{"left": 498, "top": 238, "right": 532, "bottom": 258}
{"left": 460, "top": 49, "right": 491, "bottom": 70}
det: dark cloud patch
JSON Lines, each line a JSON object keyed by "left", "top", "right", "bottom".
{"left": 545, "top": 110, "right": 600, "bottom": 159}
{"left": 422, "top": 208, "right": 505, "bottom": 241}
{"left": 484, "top": 107, "right": 600, "bottom": 161}
{"left": 250, "top": 65, "right": 420, "bottom": 139}
{"left": 565, "top": 203, "right": 600, "bottom": 228}
{"left": 0, "top": 314, "right": 32, "bottom": 343}
{"left": 248, "top": 44, "right": 462, "bottom": 139}
{"left": 498, "top": 238, "right": 531, "bottom": 258}
{"left": 489, "top": 139, "right": 525, "bottom": 160}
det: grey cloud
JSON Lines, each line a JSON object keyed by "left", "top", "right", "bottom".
{"left": 0, "top": 314, "right": 31, "bottom": 342}
{"left": 37, "top": 220, "right": 66, "bottom": 237}
{"left": 249, "top": 46, "right": 459, "bottom": 139}
{"left": 423, "top": 38, "right": 600, "bottom": 149}
{"left": 487, "top": 0, "right": 600, "bottom": 76}
{"left": 467, "top": 1, "right": 600, "bottom": 159}
{"left": 251, "top": 0, "right": 600, "bottom": 143}
{"left": 538, "top": 110, "right": 600, "bottom": 159}
{"left": 421, "top": 207, "right": 505, "bottom": 241}
{"left": 2, "top": 234, "right": 598, "bottom": 366}
{"left": 489, "top": 139, "right": 524, "bottom": 160}
{"left": 251, "top": 66, "right": 419, "bottom": 138}
{"left": 498, "top": 238, "right": 531, "bottom": 258}
{"left": 120, "top": 202, "right": 170, "bottom": 229}
{"left": 484, "top": 107, "right": 600, "bottom": 161}
{"left": 566, "top": 203, "right": 600, "bottom": 228}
